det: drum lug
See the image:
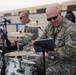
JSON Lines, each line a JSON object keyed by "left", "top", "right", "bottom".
{"left": 17, "top": 69, "right": 25, "bottom": 74}
{"left": 31, "top": 65, "right": 38, "bottom": 75}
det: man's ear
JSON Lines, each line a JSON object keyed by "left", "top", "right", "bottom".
{"left": 59, "top": 12, "right": 61, "bottom": 15}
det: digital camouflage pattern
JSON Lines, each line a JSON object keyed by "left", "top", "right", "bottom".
{"left": 35, "top": 17, "right": 76, "bottom": 75}
{"left": 22, "top": 21, "right": 39, "bottom": 50}
{"left": 24, "top": 25, "right": 38, "bottom": 40}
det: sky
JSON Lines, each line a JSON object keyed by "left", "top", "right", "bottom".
{"left": 0, "top": 0, "right": 74, "bottom": 12}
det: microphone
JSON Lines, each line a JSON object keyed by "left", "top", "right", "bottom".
{"left": 31, "top": 40, "right": 57, "bottom": 52}
{"left": 1, "top": 16, "right": 11, "bottom": 24}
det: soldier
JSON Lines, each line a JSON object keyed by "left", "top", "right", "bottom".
{"left": 34, "top": 5, "right": 76, "bottom": 75}
{"left": 19, "top": 11, "right": 39, "bottom": 50}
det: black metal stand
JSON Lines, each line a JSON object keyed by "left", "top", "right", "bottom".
{"left": 1, "top": 34, "right": 6, "bottom": 75}
{"left": 32, "top": 38, "right": 56, "bottom": 75}
{"left": 17, "top": 56, "right": 25, "bottom": 74}
{"left": 1, "top": 17, "right": 11, "bottom": 75}
{"left": 42, "top": 46, "right": 46, "bottom": 75}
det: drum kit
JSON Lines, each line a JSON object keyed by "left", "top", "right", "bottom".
{"left": 0, "top": 21, "right": 48, "bottom": 75}
{"left": 4, "top": 51, "right": 40, "bottom": 75}
{"left": 0, "top": 31, "right": 40, "bottom": 75}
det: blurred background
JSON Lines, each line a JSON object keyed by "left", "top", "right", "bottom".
{"left": 0, "top": 0, "right": 76, "bottom": 36}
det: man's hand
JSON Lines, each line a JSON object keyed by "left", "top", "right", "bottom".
{"left": 40, "top": 52, "right": 49, "bottom": 58}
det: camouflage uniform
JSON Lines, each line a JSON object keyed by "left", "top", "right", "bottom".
{"left": 34, "top": 17, "right": 76, "bottom": 75}
{"left": 22, "top": 21, "right": 39, "bottom": 50}
{"left": 24, "top": 24, "right": 39, "bottom": 40}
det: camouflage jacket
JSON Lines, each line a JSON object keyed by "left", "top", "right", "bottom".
{"left": 39, "top": 17, "right": 76, "bottom": 63}
{"left": 22, "top": 21, "right": 39, "bottom": 49}
{"left": 24, "top": 23, "right": 39, "bottom": 40}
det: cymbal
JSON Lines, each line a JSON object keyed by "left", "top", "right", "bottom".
{"left": 26, "top": 21, "right": 47, "bottom": 27}
{"left": 4, "top": 51, "right": 35, "bottom": 56}
{"left": 8, "top": 32, "right": 32, "bottom": 37}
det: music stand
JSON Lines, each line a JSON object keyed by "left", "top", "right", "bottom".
{"left": 33, "top": 38, "right": 56, "bottom": 75}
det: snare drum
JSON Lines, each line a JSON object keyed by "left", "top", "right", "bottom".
{"left": 5, "top": 57, "right": 37, "bottom": 75}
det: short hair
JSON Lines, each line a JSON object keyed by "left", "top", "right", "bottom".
{"left": 19, "top": 11, "right": 29, "bottom": 17}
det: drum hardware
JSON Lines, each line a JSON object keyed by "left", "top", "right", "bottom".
{"left": 31, "top": 65, "right": 38, "bottom": 75}
{"left": 4, "top": 43, "right": 39, "bottom": 75}
{"left": 17, "top": 56, "right": 25, "bottom": 74}
{"left": 17, "top": 41, "right": 22, "bottom": 51}
{"left": 1, "top": 17, "right": 11, "bottom": 75}
{"left": 17, "top": 69, "right": 25, "bottom": 74}
{"left": 15, "top": 42, "right": 25, "bottom": 74}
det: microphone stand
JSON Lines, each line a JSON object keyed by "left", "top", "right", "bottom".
{"left": 1, "top": 17, "right": 11, "bottom": 75}
{"left": 2, "top": 17, "right": 11, "bottom": 36}
{"left": 42, "top": 45, "right": 46, "bottom": 75}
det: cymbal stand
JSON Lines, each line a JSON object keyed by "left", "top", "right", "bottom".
{"left": 16, "top": 43, "right": 25, "bottom": 74}
{"left": 17, "top": 56, "right": 25, "bottom": 74}
{"left": 1, "top": 17, "right": 11, "bottom": 75}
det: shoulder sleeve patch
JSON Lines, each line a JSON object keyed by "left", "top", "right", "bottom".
{"left": 71, "top": 34, "right": 76, "bottom": 41}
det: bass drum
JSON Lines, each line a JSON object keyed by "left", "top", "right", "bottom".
{"left": 5, "top": 57, "right": 37, "bottom": 75}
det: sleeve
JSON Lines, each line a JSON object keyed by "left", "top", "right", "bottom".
{"left": 31, "top": 28, "right": 39, "bottom": 40}
{"left": 52, "top": 29, "right": 76, "bottom": 61}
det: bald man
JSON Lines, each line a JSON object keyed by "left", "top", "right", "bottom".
{"left": 34, "top": 5, "right": 76, "bottom": 75}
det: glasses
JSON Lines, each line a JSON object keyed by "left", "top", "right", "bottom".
{"left": 47, "top": 14, "right": 59, "bottom": 21}
{"left": 20, "top": 16, "right": 27, "bottom": 19}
